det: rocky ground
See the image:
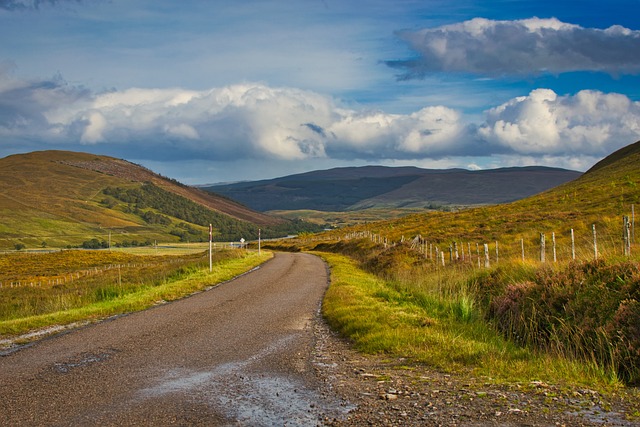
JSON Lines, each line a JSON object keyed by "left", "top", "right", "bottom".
{"left": 311, "top": 319, "right": 640, "bottom": 427}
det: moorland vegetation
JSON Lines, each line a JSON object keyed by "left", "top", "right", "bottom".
{"left": 0, "top": 150, "right": 321, "bottom": 250}
{"left": 1, "top": 142, "right": 639, "bottom": 412}
{"left": 0, "top": 248, "right": 272, "bottom": 341}
{"left": 264, "top": 141, "right": 640, "bottom": 391}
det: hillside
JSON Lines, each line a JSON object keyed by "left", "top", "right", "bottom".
{"left": 203, "top": 165, "right": 581, "bottom": 212}
{"left": 282, "top": 140, "right": 640, "bottom": 392}
{"left": 318, "top": 140, "right": 640, "bottom": 252}
{"left": 0, "top": 151, "right": 310, "bottom": 250}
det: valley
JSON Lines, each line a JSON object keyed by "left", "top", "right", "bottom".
{"left": 1, "top": 142, "right": 639, "bottom": 425}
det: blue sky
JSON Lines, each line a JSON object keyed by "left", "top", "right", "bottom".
{"left": 1, "top": 0, "right": 640, "bottom": 184}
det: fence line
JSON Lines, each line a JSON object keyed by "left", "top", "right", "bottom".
{"left": 336, "top": 212, "right": 637, "bottom": 269}
{"left": 0, "top": 258, "right": 188, "bottom": 289}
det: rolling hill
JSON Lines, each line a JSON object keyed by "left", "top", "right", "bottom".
{"left": 317, "top": 140, "right": 640, "bottom": 250}
{"left": 202, "top": 165, "right": 582, "bottom": 212}
{"left": 0, "top": 150, "right": 316, "bottom": 250}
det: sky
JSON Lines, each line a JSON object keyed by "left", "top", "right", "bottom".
{"left": 1, "top": 0, "right": 640, "bottom": 184}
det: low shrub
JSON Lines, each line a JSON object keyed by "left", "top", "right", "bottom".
{"left": 476, "top": 259, "right": 640, "bottom": 384}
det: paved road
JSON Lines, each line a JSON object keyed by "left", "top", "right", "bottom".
{"left": 0, "top": 252, "right": 346, "bottom": 426}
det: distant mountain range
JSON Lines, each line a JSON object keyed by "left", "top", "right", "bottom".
{"left": 202, "top": 166, "right": 582, "bottom": 212}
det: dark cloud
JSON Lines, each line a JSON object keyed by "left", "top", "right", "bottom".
{"left": 387, "top": 17, "right": 640, "bottom": 79}
{"left": 0, "top": 0, "right": 81, "bottom": 11}
{"left": 302, "top": 123, "right": 326, "bottom": 137}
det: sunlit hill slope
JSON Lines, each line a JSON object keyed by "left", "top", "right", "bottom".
{"left": 0, "top": 150, "right": 315, "bottom": 249}
{"left": 320, "top": 140, "right": 640, "bottom": 258}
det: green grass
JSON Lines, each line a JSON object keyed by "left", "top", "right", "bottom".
{"left": 0, "top": 249, "right": 272, "bottom": 337}
{"left": 268, "top": 207, "right": 427, "bottom": 227}
{"left": 320, "top": 251, "right": 625, "bottom": 388}
{"left": 108, "top": 242, "right": 217, "bottom": 255}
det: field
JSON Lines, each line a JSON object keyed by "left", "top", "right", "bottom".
{"left": 268, "top": 207, "right": 428, "bottom": 228}
{"left": 0, "top": 246, "right": 272, "bottom": 345}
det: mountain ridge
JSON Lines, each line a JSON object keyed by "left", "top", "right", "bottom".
{"left": 203, "top": 165, "right": 582, "bottom": 212}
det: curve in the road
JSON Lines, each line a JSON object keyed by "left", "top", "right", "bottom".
{"left": 0, "top": 252, "right": 350, "bottom": 426}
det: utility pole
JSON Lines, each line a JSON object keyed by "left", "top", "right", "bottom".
{"left": 209, "top": 224, "right": 212, "bottom": 273}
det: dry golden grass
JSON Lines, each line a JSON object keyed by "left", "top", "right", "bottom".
{"left": 0, "top": 248, "right": 272, "bottom": 337}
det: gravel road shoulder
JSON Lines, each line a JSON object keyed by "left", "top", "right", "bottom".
{"left": 312, "top": 314, "right": 640, "bottom": 426}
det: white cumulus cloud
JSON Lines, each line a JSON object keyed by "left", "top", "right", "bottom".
{"left": 0, "top": 70, "right": 473, "bottom": 162}
{"left": 479, "top": 89, "right": 640, "bottom": 156}
{"left": 2, "top": 69, "right": 640, "bottom": 181}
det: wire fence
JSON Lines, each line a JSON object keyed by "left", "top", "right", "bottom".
{"left": 334, "top": 208, "right": 637, "bottom": 268}
{"left": 0, "top": 259, "right": 188, "bottom": 289}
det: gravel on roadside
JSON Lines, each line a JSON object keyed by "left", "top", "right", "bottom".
{"left": 311, "top": 316, "right": 640, "bottom": 427}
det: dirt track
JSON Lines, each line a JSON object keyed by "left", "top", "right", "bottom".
{"left": 0, "top": 252, "right": 349, "bottom": 426}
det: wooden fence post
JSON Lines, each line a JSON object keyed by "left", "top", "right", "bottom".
{"left": 552, "top": 232, "right": 557, "bottom": 263}
{"left": 622, "top": 215, "right": 631, "bottom": 256}
{"left": 593, "top": 224, "right": 598, "bottom": 260}
{"left": 633, "top": 204, "right": 636, "bottom": 244}
{"left": 495, "top": 241, "right": 499, "bottom": 264}
{"left": 571, "top": 228, "right": 575, "bottom": 260}
{"left": 540, "top": 233, "right": 546, "bottom": 263}
{"left": 521, "top": 238, "right": 525, "bottom": 262}
{"left": 484, "top": 243, "right": 490, "bottom": 268}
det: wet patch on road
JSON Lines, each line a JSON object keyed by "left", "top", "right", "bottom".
{"left": 138, "top": 334, "right": 354, "bottom": 425}
{"left": 52, "top": 349, "right": 117, "bottom": 374}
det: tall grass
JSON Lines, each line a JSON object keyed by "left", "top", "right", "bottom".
{"left": 475, "top": 258, "right": 640, "bottom": 384}
{"left": 0, "top": 249, "right": 272, "bottom": 337}
{"left": 319, "top": 248, "right": 618, "bottom": 387}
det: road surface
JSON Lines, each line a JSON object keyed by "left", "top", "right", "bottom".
{"left": 0, "top": 252, "right": 348, "bottom": 426}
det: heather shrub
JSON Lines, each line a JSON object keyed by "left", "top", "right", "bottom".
{"left": 476, "top": 259, "right": 640, "bottom": 384}
{"left": 607, "top": 299, "right": 640, "bottom": 384}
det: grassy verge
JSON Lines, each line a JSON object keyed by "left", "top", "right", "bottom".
{"left": 0, "top": 250, "right": 272, "bottom": 338}
{"left": 319, "top": 251, "right": 624, "bottom": 388}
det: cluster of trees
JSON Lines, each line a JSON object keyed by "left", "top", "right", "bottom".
{"left": 103, "top": 183, "right": 247, "bottom": 240}
{"left": 101, "top": 182, "right": 323, "bottom": 242}
{"left": 80, "top": 238, "right": 153, "bottom": 249}
{"left": 81, "top": 239, "right": 109, "bottom": 249}
{"left": 140, "top": 210, "right": 171, "bottom": 225}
